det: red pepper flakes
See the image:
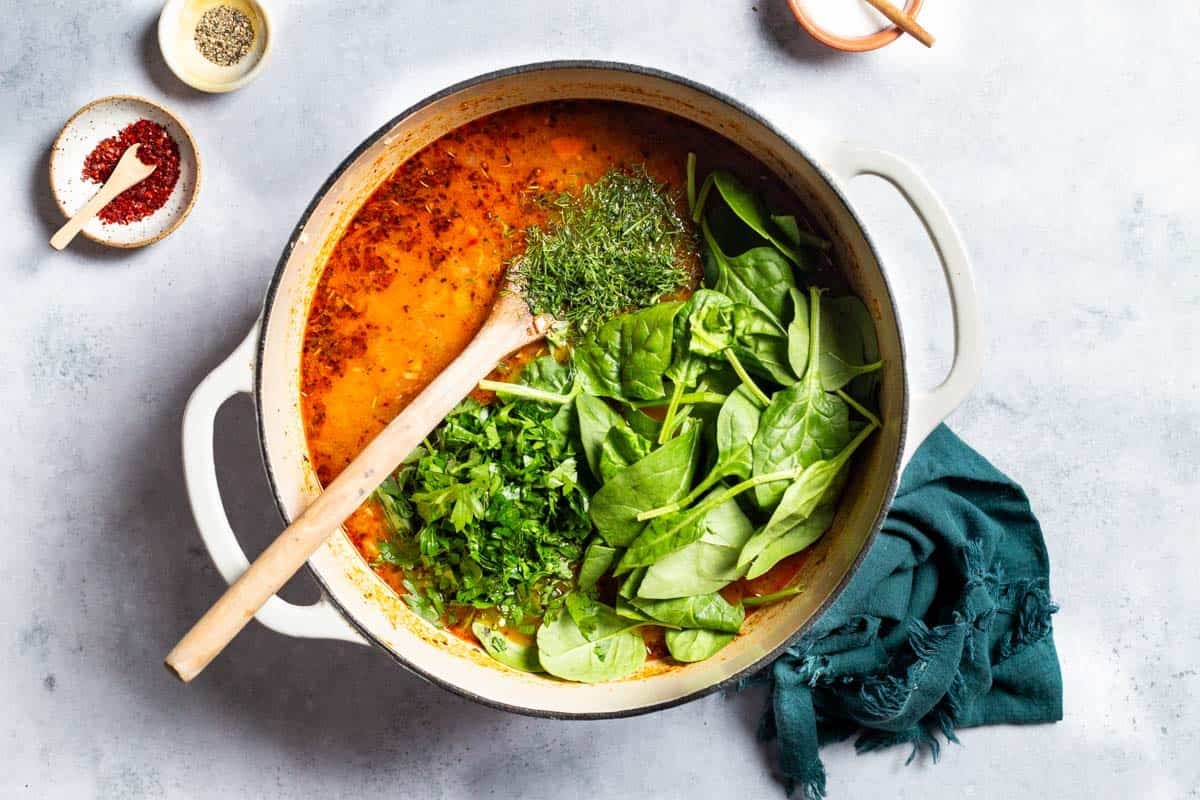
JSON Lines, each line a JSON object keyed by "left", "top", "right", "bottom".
{"left": 81, "top": 119, "right": 181, "bottom": 225}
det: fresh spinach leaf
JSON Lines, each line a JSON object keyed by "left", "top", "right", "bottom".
{"left": 574, "top": 303, "right": 681, "bottom": 401}
{"left": 629, "top": 592, "right": 744, "bottom": 633}
{"left": 481, "top": 355, "right": 579, "bottom": 407}
{"left": 715, "top": 386, "right": 761, "bottom": 482}
{"left": 472, "top": 622, "right": 544, "bottom": 673}
{"left": 521, "top": 354, "right": 575, "bottom": 393}
{"left": 619, "top": 475, "right": 761, "bottom": 573}
{"left": 770, "top": 212, "right": 830, "bottom": 252}
{"left": 617, "top": 507, "right": 707, "bottom": 573}
{"left": 683, "top": 293, "right": 736, "bottom": 358}
{"left": 576, "top": 393, "right": 623, "bottom": 480}
{"left": 597, "top": 425, "right": 653, "bottom": 482}
{"left": 642, "top": 384, "right": 762, "bottom": 521}
{"left": 623, "top": 406, "right": 662, "bottom": 441}
{"left": 742, "top": 420, "right": 877, "bottom": 576}
{"left": 709, "top": 171, "right": 805, "bottom": 267}
{"left": 694, "top": 365, "right": 741, "bottom": 397}
{"left": 660, "top": 290, "right": 737, "bottom": 440}
{"left": 614, "top": 570, "right": 668, "bottom": 626}
{"left": 615, "top": 595, "right": 659, "bottom": 624}
{"left": 574, "top": 316, "right": 625, "bottom": 399}
{"left": 786, "top": 287, "right": 810, "bottom": 380}
{"left": 536, "top": 594, "right": 647, "bottom": 683}
{"left": 752, "top": 287, "right": 852, "bottom": 509}
{"left": 703, "top": 219, "right": 796, "bottom": 324}
{"left": 667, "top": 290, "right": 789, "bottom": 409}
{"left": 667, "top": 290, "right": 735, "bottom": 382}
{"left": 741, "top": 505, "right": 836, "bottom": 580}
{"left": 729, "top": 304, "right": 794, "bottom": 387}
{"left": 565, "top": 589, "right": 602, "bottom": 633}
{"left": 705, "top": 200, "right": 772, "bottom": 259}
{"left": 819, "top": 295, "right": 884, "bottom": 391}
{"left": 665, "top": 628, "right": 735, "bottom": 662}
{"left": 632, "top": 491, "right": 754, "bottom": 602}
{"left": 841, "top": 296, "right": 882, "bottom": 405}
{"left": 618, "top": 567, "right": 647, "bottom": 600}
{"left": 760, "top": 423, "right": 872, "bottom": 539}
{"left": 620, "top": 301, "right": 682, "bottom": 399}
{"left": 751, "top": 384, "right": 850, "bottom": 509}
{"left": 578, "top": 540, "right": 618, "bottom": 592}
{"left": 550, "top": 397, "right": 579, "bottom": 441}
{"left": 589, "top": 426, "right": 700, "bottom": 547}
{"left": 576, "top": 394, "right": 646, "bottom": 482}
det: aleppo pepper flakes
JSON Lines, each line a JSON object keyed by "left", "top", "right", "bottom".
{"left": 81, "top": 119, "right": 181, "bottom": 225}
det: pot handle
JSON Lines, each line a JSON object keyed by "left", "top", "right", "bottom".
{"left": 181, "top": 323, "right": 367, "bottom": 646}
{"left": 821, "top": 142, "right": 984, "bottom": 466}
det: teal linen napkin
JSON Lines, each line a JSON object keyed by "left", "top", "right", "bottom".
{"left": 759, "top": 425, "right": 1062, "bottom": 798}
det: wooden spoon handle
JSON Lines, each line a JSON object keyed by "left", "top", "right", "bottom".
{"left": 861, "top": 0, "right": 935, "bottom": 47}
{"left": 166, "top": 291, "right": 550, "bottom": 682}
{"left": 50, "top": 144, "right": 156, "bottom": 250}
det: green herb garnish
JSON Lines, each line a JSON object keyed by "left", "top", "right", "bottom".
{"left": 508, "top": 166, "right": 691, "bottom": 334}
{"left": 374, "top": 357, "right": 590, "bottom": 627}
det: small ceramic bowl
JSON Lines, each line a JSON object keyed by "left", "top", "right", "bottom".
{"left": 788, "top": 0, "right": 925, "bottom": 52}
{"left": 49, "top": 95, "right": 201, "bottom": 248}
{"left": 158, "top": 0, "right": 272, "bottom": 93}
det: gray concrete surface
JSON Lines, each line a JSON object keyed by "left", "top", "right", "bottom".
{"left": 2, "top": 1, "right": 1198, "bottom": 797}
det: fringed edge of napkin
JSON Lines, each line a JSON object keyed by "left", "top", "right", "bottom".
{"left": 745, "top": 556, "right": 1059, "bottom": 800}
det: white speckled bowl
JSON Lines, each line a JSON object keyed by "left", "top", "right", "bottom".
{"left": 49, "top": 95, "right": 200, "bottom": 249}
{"left": 158, "top": 0, "right": 272, "bottom": 93}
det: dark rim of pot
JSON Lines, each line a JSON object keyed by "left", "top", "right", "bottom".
{"left": 253, "top": 59, "right": 908, "bottom": 720}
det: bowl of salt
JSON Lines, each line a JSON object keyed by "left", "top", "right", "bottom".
{"left": 788, "top": 0, "right": 925, "bottom": 52}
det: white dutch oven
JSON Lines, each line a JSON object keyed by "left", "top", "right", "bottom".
{"left": 182, "top": 62, "right": 982, "bottom": 717}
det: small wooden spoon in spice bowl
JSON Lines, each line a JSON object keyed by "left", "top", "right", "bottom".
{"left": 51, "top": 144, "right": 156, "bottom": 250}
{"left": 49, "top": 95, "right": 200, "bottom": 249}
{"left": 158, "top": 0, "right": 272, "bottom": 93}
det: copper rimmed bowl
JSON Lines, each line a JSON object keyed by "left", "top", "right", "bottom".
{"left": 181, "top": 61, "right": 982, "bottom": 718}
{"left": 787, "top": 0, "right": 926, "bottom": 52}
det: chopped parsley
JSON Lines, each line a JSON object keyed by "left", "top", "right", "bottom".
{"left": 373, "top": 357, "right": 590, "bottom": 628}
{"left": 508, "top": 166, "right": 691, "bottom": 334}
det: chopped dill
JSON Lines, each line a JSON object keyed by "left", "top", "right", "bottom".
{"left": 507, "top": 166, "right": 692, "bottom": 334}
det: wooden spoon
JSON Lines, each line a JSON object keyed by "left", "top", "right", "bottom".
{"left": 862, "top": 0, "right": 935, "bottom": 47}
{"left": 50, "top": 143, "right": 157, "bottom": 250}
{"left": 165, "top": 289, "right": 554, "bottom": 682}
